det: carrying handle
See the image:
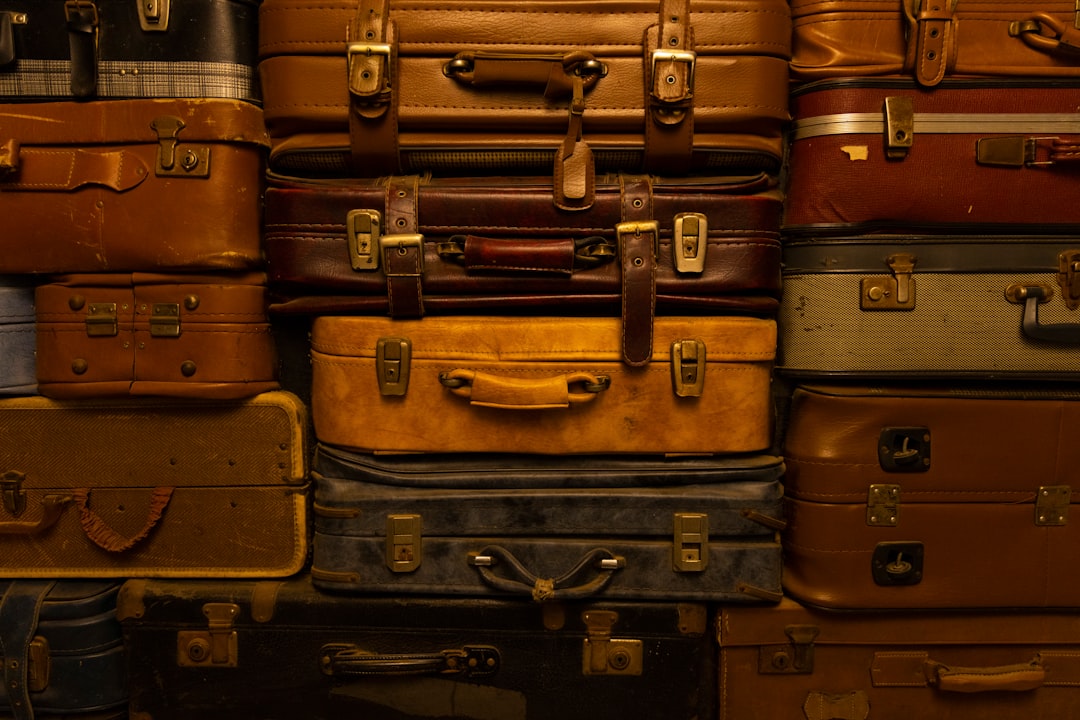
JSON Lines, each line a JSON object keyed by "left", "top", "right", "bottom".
{"left": 437, "top": 234, "right": 615, "bottom": 274}
{"left": 442, "top": 51, "right": 607, "bottom": 100}
{"left": 73, "top": 487, "right": 174, "bottom": 552}
{"left": 319, "top": 644, "right": 500, "bottom": 678}
{"left": 1006, "top": 284, "right": 1080, "bottom": 343}
{"left": 0, "top": 495, "right": 72, "bottom": 535}
{"left": 439, "top": 370, "right": 610, "bottom": 409}
{"left": 468, "top": 545, "right": 624, "bottom": 602}
{"left": 927, "top": 658, "right": 1046, "bottom": 693}
{"left": 1009, "top": 12, "right": 1080, "bottom": 57}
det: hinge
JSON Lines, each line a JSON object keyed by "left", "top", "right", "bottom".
{"left": 672, "top": 212, "right": 707, "bottom": 273}
{"left": 861, "top": 253, "right": 916, "bottom": 310}
{"left": 150, "top": 116, "right": 210, "bottom": 177}
{"left": 1036, "top": 485, "right": 1070, "bottom": 526}
{"left": 867, "top": 484, "right": 900, "bottom": 527}
{"left": 385, "top": 514, "right": 421, "bottom": 572}
{"left": 27, "top": 636, "right": 49, "bottom": 693}
{"left": 670, "top": 339, "right": 705, "bottom": 397}
{"left": 347, "top": 209, "right": 382, "bottom": 271}
{"left": 375, "top": 337, "right": 411, "bottom": 396}
{"left": 673, "top": 512, "right": 708, "bottom": 572}
{"left": 878, "top": 427, "right": 931, "bottom": 472}
{"left": 149, "top": 303, "right": 180, "bottom": 338}
{"left": 86, "top": 303, "right": 118, "bottom": 337}
{"left": 138, "top": 0, "right": 169, "bottom": 31}
{"left": 177, "top": 603, "right": 240, "bottom": 668}
{"left": 1058, "top": 250, "right": 1080, "bottom": 310}
{"left": 1, "top": 470, "right": 26, "bottom": 517}
{"left": 758, "top": 625, "right": 818, "bottom": 674}
{"left": 883, "top": 96, "right": 914, "bottom": 159}
{"left": 581, "top": 610, "right": 642, "bottom": 676}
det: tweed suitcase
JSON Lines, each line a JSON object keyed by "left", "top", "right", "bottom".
{"left": 781, "top": 383, "right": 1080, "bottom": 609}
{"left": 0, "top": 391, "right": 308, "bottom": 578}
{"left": 777, "top": 236, "right": 1080, "bottom": 379}
{"left": 0, "top": 278, "right": 34, "bottom": 395}
{"left": 34, "top": 272, "right": 278, "bottom": 400}
{"left": 0, "top": 0, "right": 260, "bottom": 101}
{"left": 310, "top": 314, "right": 776, "bottom": 455}
{"left": 719, "top": 597, "right": 1080, "bottom": 720}
{"left": 310, "top": 444, "right": 784, "bottom": 602}
{"left": 257, "top": 0, "right": 791, "bottom": 208}
{"left": 783, "top": 78, "right": 1080, "bottom": 236}
{"left": 120, "top": 574, "right": 717, "bottom": 720}
{"left": 0, "top": 98, "right": 267, "bottom": 273}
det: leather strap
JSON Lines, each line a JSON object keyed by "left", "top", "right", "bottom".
{"left": 1049, "top": 137, "right": 1080, "bottom": 163}
{"left": 645, "top": 0, "right": 695, "bottom": 174}
{"left": 64, "top": 1, "right": 98, "bottom": 98}
{"left": 909, "top": 0, "right": 955, "bottom": 86}
{"left": 0, "top": 148, "right": 148, "bottom": 191}
{"left": 0, "top": 580, "right": 56, "bottom": 720}
{"left": 618, "top": 176, "right": 657, "bottom": 366}
{"left": 553, "top": 74, "right": 595, "bottom": 211}
{"left": 382, "top": 175, "right": 423, "bottom": 316}
{"left": 347, "top": 0, "right": 399, "bottom": 175}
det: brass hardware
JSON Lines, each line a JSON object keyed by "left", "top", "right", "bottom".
{"left": 673, "top": 212, "right": 707, "bottom": 273}
{"left": 381, "top": 233, "right": 425, "bottom": 274}
{"left": 861, "top": 253, "right": 916, "bottom": 310}
{"left": 347, "top": 42, "right": 393, "bottom": 88}
{"left": 385, "top": 514, "right": 421, "bottom": 572}
{"left": 27, "top": 636, "right": 50, "bottom": 693}
{"left": 867, "top": 484, "right": 900, "bottom": 527}
{"left": 1035, "top": 485, "right": 1070, "bottom": 526}
{"left": 871, "top": 541, "right": 924, "bottom": 586}
{"left": 976, "top": 136, "right": 1040, "bottom": 167}
{"left": 878, "top": 427, "right": 931, "bottom": 472}
{"left": 177, "top": 603, "right": 240, "bottom": 668}
{"left": 71, "top": 359, "right": 89, "bottom": 375}
{"left": 138, "top": 0, "right": 169, "bottom": 31}
{"left": 86, "top": 303, "right": 118, "bottom": 337}
{"left": 650, "top": 50, "right": 697, "bottom": 96}
{"left": 180, "top": 361, "right": 197, "bottom": 377}
{"left": 671, "top": 339, "right": 706, "bottom": 397}
{"left": 1059, "top": 250, "right": 1080, "bottom": 311}
{"left": 149, "top": 303, "right": 180, "bottom": 337}
{"left": 375, "top": 337, "right": 411, "bottom": 396}
{"left": 673, "top": 512, "right": 708, "bottom": 572}
{"left": 68, "top": 295, "right": 85, "bottom": 311}
{"left": 1005, "top": 283, "right": 1054, "bottom": 304}
{"left": 1, "top": 470, "right": 26, "bottom": 517}
{"left": 347, "top": 210, "right": 382, "bottom": 271}
{"left": 616, "top": 220, "right": 660, "bottom": 257}
{"left": 677, "top": 604, "right": 707, "bottom": 636}
{"left": 758, "top": 625, "right": 818, "bottom": 674}
{"left": 582, "top": 610, "right": 643, "bottom": 676}
{"left": 183, "top": 295, "right": 200, "bottom": 311}
{"left": 884, "top": 96, "right": 914, "bottom": 159}
{"left": 150, "top": 116, "right": 210, "bottom": 178}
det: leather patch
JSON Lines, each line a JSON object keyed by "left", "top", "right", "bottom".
{"left": 803, "top": 691, "right": 869, "bottom": 720}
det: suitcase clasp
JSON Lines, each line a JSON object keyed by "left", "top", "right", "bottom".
{"left": 673, "top": 512, "right": 708, "bottom": 572}
{"left": 347, "top": 209, "right": 382, "bottom": 271}
{"left": 375, "top": 337, "right": 411, "bottom": 396}
{"left": 582, "top": 610, "right": 642, "bottom": 676}
{"left": 884, "top": 96, "right": 914, "bottom": 159}
{"left": 138, "top": 0, "right": 169, "bottom": 32}
{"left": 150, "top": 116, "right": 210, "bottom": 178}
{"left": 85, "top": 302, "right": 118, "bottom": 337}
{"left": 671, "top": 339, "right": 706, "bottom": 397}
{"left": 673, "top": 212, "right": 707, "bottom": 274}
{"left": 1059, "top": 250, "right": 1080, "bottom": 310}
{"left": 861, "top": 253, "right": 916, "bottom": 310}
{"left": 177, "top": 603, "right": 240, "bottom": 668}
{"left": 759, "top": 625, "right": 819, "bottom": 674}
{"left": 1, "top": 470, "right": 26, "bottom": 517}
{"left": 385, "top": 513, "right": 422, "bottom": 572}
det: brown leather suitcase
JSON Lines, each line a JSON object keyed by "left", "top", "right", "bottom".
{"left": 34, "top": 272, "right": 279, "bottom": 399}
{"left": 719, "top": 597, "right": 1080, "bottom": 720}
{"left": 0, "top": 391, "right": 308, "bottom": 578}
{"left": 781, "top": 383, "right": 1080, "bottom": 609}
{"left": 0, "top": 98, "right": 267, "bottom": 273}
{"left": 257, "top": 0, "right": 791, "bottom": 209}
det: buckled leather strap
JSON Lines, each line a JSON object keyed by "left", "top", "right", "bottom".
{"left": 64, "top": 1, "right": 98, "bottom": 98}
{"left": 910, "top": 0, "right": 955, "bottom": 86}
{"left": 618, "top": 176, "right": 657, "bottom": 366}
{"left": 382, "top": 175, "right": 423, "bottom": 316}
{"left": 645, "top": 0, "right": 694, "bottom": 174}
{"left": 0, "top": 580, "right": 56, "bottom": 720}
{"left": 347, "top": 0, "right": 400, "bottom": 175}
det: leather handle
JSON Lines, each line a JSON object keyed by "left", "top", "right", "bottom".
{"left": 73, "top": 487, "right": 174, "bottom": 552}
{"left": 438, "top": 235, "right": 615, "bottom": 274}
{"left": 0, "top": 495, "right": 71, "bottom": 535}
{"left": 438, "top": 369, "right": 610, "bottom": 409}
{"left": 1010, "top": 12, "right": 1080, "bottom": 57}
{"left": 468, "top": 545, "right": 624, "bottom": 602}
{"left": 928, "top": 659, "right": 1046, "bottom": 693}
{"left": 320, "top": 644, "right": 500, "bottom": 678}
{"left": 442, "top": 51, "right": 606, "bottom": 100}
{"left": 1012, "top": 285, "right": 1080, "bottom": 343}
{"left": 0, "top": 148, "right": 149, "bottom": 191}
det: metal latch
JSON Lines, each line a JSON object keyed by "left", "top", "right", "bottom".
{"left": 385, "top": 514, "right": 421, "bottom": 572}
{"left": 375, "top": 337, "right": 411, "bottom": 396}
{"left": 673, "top": 512, "right": 708, "bottom": 572}
{"left": 884, "top": 96, "right": 914, "bottom": 159}
{"left": 177, "top": 603, "right": 240, "bottom": 668}
{"left": 27, "top": 636, "right": 49, "bottom": 692}
{"left": 1036, "top": 485, "right": 1070, "bottom": 526}
{"left": 150, "top": 116, "right": 210, "bottom": 177}
{"left": 673, "top": 212, "right": 707, "bottom": 273}
{"left": 871, "top": 541, "right": 924, "bottom": 585}
{"left": 759, "top": 625, "right": 818, "bottom": 674}
{"left": 86, "top": 303, "right": 118, "bottom": 337}
{"left": 138, "top": 0, "right": 169, "bottom": 31}
{"left": 861, "top": 253, "right": 916, "bottom": 310}
{"left": 975, "top": 135, "right": 1053, "bottom": 167}
{"left": 581, "top": 610, "right": 642, "bottom": 676}
{"left": 1, "top": 470, "right": 26, "bottom": 517}
{"left": 1059, "top": 250, "right": 1080, "bottom": 310}
{"left": 867, "top": 484, "right": 900, "bottom": 527}
{"left": 671, "top": 339, "right": 705, "bottom": 397}
{"left": 347, "top": 209, "right": 382, "bottom": 271}
{"left": 878, "top": 427, "right": 931, "bottom": 472}
{"left": 0, "top": 12, "right": 28, "bottom": 66}
{"left": 149, "top": 303, "right": 180, "bottom": 337}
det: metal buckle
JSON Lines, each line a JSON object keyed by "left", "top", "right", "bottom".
{"left": 650, "top": 50, "right": 696, "bottom": 97}
{"left": 347, "top": 42, "right": 392, "bottom": 90}
{"left": 381, "top": 234, "right": 425, "bottom": 275}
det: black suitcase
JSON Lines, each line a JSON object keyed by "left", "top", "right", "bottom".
{"left": 310, "top": 444, "right": 785, "bottom": 603}
{"left": 119, "top": 574, "right": 717, "bottom": 720}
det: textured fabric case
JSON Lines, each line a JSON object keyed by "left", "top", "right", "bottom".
{"left": 0, "top": 391, "right": 308, "bottom": 578}
{"left": 0, "top": 278, "right": 34, "bottom": 396}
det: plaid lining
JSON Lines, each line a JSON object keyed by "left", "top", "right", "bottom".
{"left": 0, "top": 60, "right": 258, "bottom": 101}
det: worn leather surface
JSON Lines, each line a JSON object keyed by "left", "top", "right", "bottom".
{"left": 0, "top": 281, "right": 35, "bottom": 395}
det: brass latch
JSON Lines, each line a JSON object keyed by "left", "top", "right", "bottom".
{"left": 1, "top": 470, "right": 26, "bottom": 517}
{"left": 975, "top": 136, "right": 1054, "bottom": 167}
{"left": 581, "top": 610, "right": 642, "bottom": 676}
{"left": 150, "top": 116, "right": 210, "bottom": 177}
{"left": 1059, "top": 250, "right": 1080, "bottom": 310}
{"left": 375, "top": 337, "right": 411, "bottom": 396}
{"left": 86, "top": 303, "right": 118, "bottom": 337}
{"left": 149, "top": 303, "right": 180, "bottom": 338}
{"left": 671, "top": 339, "right": 705, "bottom": 397}
{"left": 867, "top": 484, "right": 900, "bottom": 527}
{"left": 347, "top": 209, "right": 382, "bottom": 271}
{"left": 673, "top": 512, "right": 708, "bottom": 572}
{"left": 1036, "top": 485, "right": 1070, "bottom": 526}
{"left": 861, "top": 253, "right": 916, "bottom": 310}
{"left": 759, "top": 625, "right": 818, "bottom": 674}
{"left": 27, "top": 636, "right": 49, "bottom": 692}
{"left": 385, "top": 514, "right": 421, "bottom": 572}
{"left": 138, "top": 0, "right": 170, "bottom": 31}
{"left": 673, "top": 212, "right": 707, "bottom": 273}
{"left": 884, "top": 96, "right": 914, "bottom": 159}
{"left": 177, "top": 603, "right": 240, "bottom": 668}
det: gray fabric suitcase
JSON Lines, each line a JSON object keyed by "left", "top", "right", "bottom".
{"left": 0, "top": 278, "right": 34, "bottom": 395}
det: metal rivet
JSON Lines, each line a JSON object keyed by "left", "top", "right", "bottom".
{"left": 867, "top": 286, "right": 885, "bottom": 301}
{"left": 184, "top": 295, "right": 200, "bottom": 310}
{"left": 68, "top": 295, "right": 86, "bottom": 311}
{"left": 632, "top": 198, "right": 643, "bottom": 208}
{"left": 71, "top": 359, "right": 88, "bottom": 375}
{"left": 180, "top": 361, "right": 197, "bottom": 377}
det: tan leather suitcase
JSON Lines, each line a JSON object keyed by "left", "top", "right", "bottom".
{"left": 310, "top": 315, "right": 776, "bottom": 454}
{"left": 0, "top": 391, "right": 308, "bottom": 578}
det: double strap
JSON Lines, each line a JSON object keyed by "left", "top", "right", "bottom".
{"left": 346, "top": 0, "right": 400, "bottom": 175}
{"left": 905, "top": 0, "right": 958, "bottom": 86}
{"left": 645, "top": 0, "right": 696, "bottom": 173}
{"left": 0, "top": 580, "right": 56, "bottom": 720}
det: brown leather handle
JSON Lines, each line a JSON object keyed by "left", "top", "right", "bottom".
{"left": 1009, "top": 12, "right": 1080, "bottom": 57}
{"left": 928, "top": 659, "right": 1046, "bottom": 693}
{"left": 0, "top": 148, "right": 149, "bottom": 191}
{"left": 438, "top": 370, "right": 610, "bottom": 409}
{"left": 442, "top": 51, "right": 606, "bottom": 99}
{"left": 73, "top": 487, "right": 174, "bottom": 552}
{"left": 437, "top": 235, "right": 615, "bottom": 274}
{"left": 0, "top": 495, "right": 71, "bottom": 535}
